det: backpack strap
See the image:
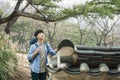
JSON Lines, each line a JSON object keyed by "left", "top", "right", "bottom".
{"left": 34, "top": 43, "right": 39, "bottom": 48}
{"left": 29, "top": 43, "right": 38, "bottom": 64}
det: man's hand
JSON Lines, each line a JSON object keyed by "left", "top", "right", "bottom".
{"left": 32, "top": 48, "right": 40, "bottom": 58}
{"left": 34, "top": 48, "right": 40, "bottom": 54}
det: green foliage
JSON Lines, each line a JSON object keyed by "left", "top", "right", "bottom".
{"left": 10, "top": 17, "right": 48, "bottom": 51}
{"left": 111, "top": 0, "right": 120, "bottom": 8}
{"left": 0, "top": 8, "right": 3, "bottom": 16}
{"left": 0, "top": 32, "right": 17, "bottom": 80}
{"left": 53, "top": 0, "right": 120, "bottom": 20}
{"left": 32, "top": 0, "right": 50, "bottom": 4}
{"left": 11, "top": 20, "right": 30, "bottom": 44}
{"left": 86, "top": 0, "right": 120, "bottom": 18}
{"left": 31, "top": 0, "right": 57, "bottom": 7}
{"left": 54, "top": 5, "right": 85, "bottom": 19}
{"left": 32, "top": 0, "right": 43, "bottom": 4}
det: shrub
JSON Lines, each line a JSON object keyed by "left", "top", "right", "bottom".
{"left": 0, "top": 32, "right": 18, "bottom": 80}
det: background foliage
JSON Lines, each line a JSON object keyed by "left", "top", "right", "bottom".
{"left": 1, "top": 0, "right": 120, "bottom": 79}
{"left": 0, "top": 31, "right": 17, "bottom": 80}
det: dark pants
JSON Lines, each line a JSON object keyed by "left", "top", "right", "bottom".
{"left": 31, "top": 71, "right": 46, "bottom": 80}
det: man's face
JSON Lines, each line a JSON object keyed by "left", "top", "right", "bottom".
{"left": 36, "top": 32, "right": 45, "bottom": 40}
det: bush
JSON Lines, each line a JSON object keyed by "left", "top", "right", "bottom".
{"left": 0, "top": 32, "right": 18, "bottom": 80}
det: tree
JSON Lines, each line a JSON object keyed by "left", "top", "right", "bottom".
{"left": 0, "top": 0, "right": 111, "bottom": 34}
{"left": 45, "top": 22, "right": 57, "bottom": 47}
{"left": 10, "top": 17, "right": 46, "bottom": 51}
{"left": 1, "top": 0, "right": 120, "bottom": 35}
{"left": 77, "top": 16, "right": 94, "bottom": 45}
{"left": 0, "top": 0, "right": 78, "bottom": 33}
{"left": 82, "top": 15, "right": 120, "bottom": 46}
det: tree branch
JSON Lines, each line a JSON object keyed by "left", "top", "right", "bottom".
{"left": 0, "top": 0, "right": 22, "bottom": 25}
{"left": 4, "top": 2, "right": 29, "bottom": 34}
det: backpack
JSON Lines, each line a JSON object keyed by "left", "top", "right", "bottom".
{"left": 29, "top": 38, "right": 38, "bottom": 47}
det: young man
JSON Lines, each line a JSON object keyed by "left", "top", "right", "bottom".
{"left": 28, "top": 29, "right": 56, "bottom": 80}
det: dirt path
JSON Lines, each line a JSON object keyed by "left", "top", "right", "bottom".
{"left": 10, "top": 53, "right": 31, "bottom": 80}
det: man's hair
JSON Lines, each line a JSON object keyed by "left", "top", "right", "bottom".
{"left": 34, "top": 29, "right": 44, "bottom": 37}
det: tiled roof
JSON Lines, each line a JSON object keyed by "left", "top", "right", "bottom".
{"left": 47, "top": 39, "right": 120, "bottom": 76}
{"left": 47, "top": 63, "right": 120, "bottom": 76}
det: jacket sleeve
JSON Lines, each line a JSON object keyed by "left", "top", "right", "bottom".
{"left": 27, "top": 45, "right": 36, "bottom": 62}
{"left": 46, "top": 42, "right": 56, "bottom": 55}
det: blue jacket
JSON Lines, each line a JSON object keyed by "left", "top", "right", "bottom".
{"left": 27, "top": 42, "right": 56, "bottom": 73}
